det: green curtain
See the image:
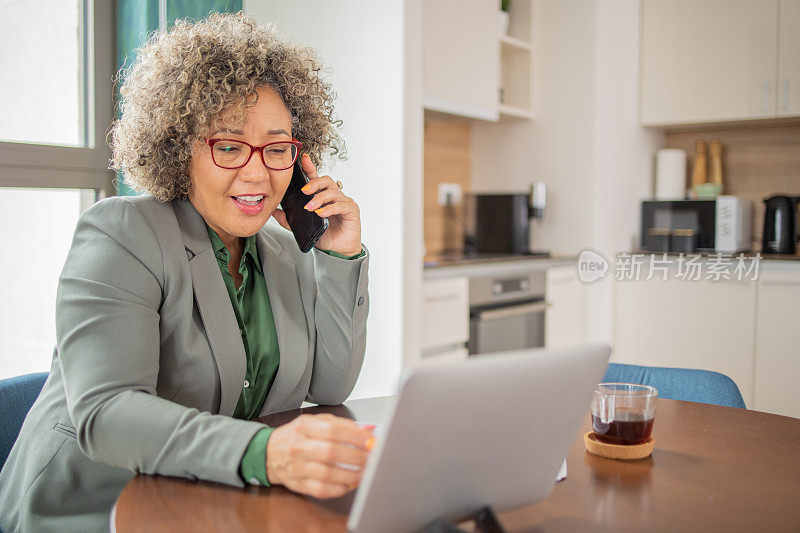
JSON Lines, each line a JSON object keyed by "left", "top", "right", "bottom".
{"left": 166, "top": 0, "right": 243, "bottom": 27}
{"left": 114, "top": 0, "right": 243, "bottom": 196}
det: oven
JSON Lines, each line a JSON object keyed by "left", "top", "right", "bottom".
{"left": 468, "top": 271, "right": 547, "bottom": 355}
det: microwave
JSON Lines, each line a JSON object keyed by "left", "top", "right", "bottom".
{"left": 640, "top": 196, "right": 752, "bottom": 253}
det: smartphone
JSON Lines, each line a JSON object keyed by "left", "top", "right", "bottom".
{"left": 280, "top": 161, "right": 329, "bottom": 253}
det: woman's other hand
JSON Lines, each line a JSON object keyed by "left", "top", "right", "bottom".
{"left": 272, "top": 154, "right": 362, "bottom": 256}
{"left": 266, "top": 414, "right": 375, "bottom": 499}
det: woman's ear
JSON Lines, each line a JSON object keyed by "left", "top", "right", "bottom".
{"left": 272, "top": 208, "right": 292, "bottom": 231}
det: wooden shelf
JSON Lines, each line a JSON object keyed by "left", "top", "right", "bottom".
{"left": 498, "top": 104, "right": 534, "bottom": 120}
{"left": 500, "top": 35, "right": 532, "bottom": 52}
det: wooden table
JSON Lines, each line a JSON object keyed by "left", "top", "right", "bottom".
{"left": 114, "top": 397, "right": 800, "bottom": 532}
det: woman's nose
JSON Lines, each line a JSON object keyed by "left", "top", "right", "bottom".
{"left": 238, "top": 151, "right": 273, "bottom": 185}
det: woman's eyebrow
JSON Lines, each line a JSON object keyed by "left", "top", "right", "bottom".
{"left": 211, "top": 127, "right": 290, "bottom": 136}
{"left": 213, "top": 127, "right": 245, "bottom": 135}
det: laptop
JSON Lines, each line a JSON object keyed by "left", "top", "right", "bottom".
{"left": 347, "top": 343, "right": 611, "bottom": 532}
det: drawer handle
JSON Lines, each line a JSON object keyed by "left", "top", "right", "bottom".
{"left": 477, "top": 301, "right": 551, "bottom": 321}
{"left": 424, "top": 294, "right": 462, "bottom": 304}
{"left": 759, "top": 280, "right": 800, "bottom": 287}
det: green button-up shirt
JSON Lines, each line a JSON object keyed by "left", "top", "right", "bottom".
{"left": 207, "top": 226, "right": 280, "bottom": 421}
{"left": 207, "top": 226, "right": 278, "bottom": 486}
{"left": 207, "top": 225, "right": 364, "bottom": 487}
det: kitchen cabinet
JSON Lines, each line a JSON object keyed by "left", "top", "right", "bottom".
{"left": 420, "top": 276, "right": 469, "bottom": 364}
{"left": 779, "top": 0, "right": 800, "bottom": 116}
{"left": 613, "top": 273, "right": 757, "bottom": 407}
{"left": 754, "top": 269, "right": 800, "bottom": 418}
{"left": 423, "top": 0, "right": 499, "bottom": 121}
{"left": 418, "top": 346, "right": 470, "bottom": 368}
{"left": 422, "top": 0, "right": 534, "bottom": 121}
{"left": 545, "top": 266, "right": 584, "bottom": 348}
{"left": 640, "top": 0, "right": 781, "bottom": 125}
{"left": 423, "top": 259, "right": 578, "bottom": 359}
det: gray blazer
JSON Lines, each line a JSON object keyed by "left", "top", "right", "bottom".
{"left": 0, "top": 195, "right": 369, "bottom": 533}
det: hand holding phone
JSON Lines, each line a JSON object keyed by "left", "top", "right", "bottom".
{"left": 274, "top": 154, "right": 362, "bottom": 256}
{"left": 279, "top": 161, "right": 329, "bottom": 253}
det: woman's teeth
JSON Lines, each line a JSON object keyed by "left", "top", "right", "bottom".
{"left": 234, "top": 195, "right": 264, "bottom": 206}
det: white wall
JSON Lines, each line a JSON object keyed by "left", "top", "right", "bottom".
{"left": 586, "top": 0, "right": 664, "bottom": 343}
{"left": 402, "top": 0, "right": 425, "bottom": 373}
{"left": 471, "top": 0, "right": 598, "bottom": 255}
{"left": 245, "top": 1, "right": 422, "bottom": 399}
{"left": 472, "top": 0, "right": 664, "bottom": 344}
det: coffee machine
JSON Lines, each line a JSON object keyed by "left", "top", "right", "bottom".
{"left": 464, "top": 183, "right": 547, "bottom": 255}
{"left": 762, "top": 195, "right": 800, "bottom": 254}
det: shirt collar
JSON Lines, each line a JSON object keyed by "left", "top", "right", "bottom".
{"left": 243, "top": 232, "right": 263, "bottom": 274}
{"left": 205, "top": 224, "right": 263, "bottom": 275}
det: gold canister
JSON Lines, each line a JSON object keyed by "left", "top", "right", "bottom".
{"left": 691, "top": 140, "right": 708, "bottom": 188}
{"left": 709, "top": 141, "right": 723, "bottom": 188}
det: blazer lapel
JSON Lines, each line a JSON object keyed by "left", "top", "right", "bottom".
{"left": 172, "top": 200, "right": 246, "bottom": 416}
{"left": 256, "top": 229, "right": 308, "bottom": 415}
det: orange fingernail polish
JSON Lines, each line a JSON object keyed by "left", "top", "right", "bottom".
{"left": 315, "top": 208, "right": 324, "bottom": 215}
{"left": 366, "top": 436, "right": 375, "bottom": 450}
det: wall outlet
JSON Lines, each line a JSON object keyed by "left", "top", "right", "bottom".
{"left": 438, "top": 183, "right": 463, "bottom": 206}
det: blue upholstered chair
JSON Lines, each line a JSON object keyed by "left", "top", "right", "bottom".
{"left": 601, "top": 363, "right": 745, "bottom": 409}
{"left": 0, "top": 372, "right": 48, "bottom": 472}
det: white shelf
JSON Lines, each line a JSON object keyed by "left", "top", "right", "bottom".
{"left": 498, "top": 5, "right": 533, "bottom": 118}
{"left": 500, "top": 35, "right": 532, "bottom": 52}
{"left": 498, "top": 104, "right": 534, "bottom": 120}
{"left": 423, "top": 96, "right": 499, "bottom": 122}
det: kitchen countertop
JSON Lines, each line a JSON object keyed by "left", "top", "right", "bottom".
{"left": 421, "top": 249, "right": 800, "bottom": 281}
{"left": 629, "top": 250, "right": 800, "bottom": 262}
{"left": 423, "top": 252, "right": 577, "bottom": 280}
{"left": 424, "top": 251, "right": 554, "bottom": 268}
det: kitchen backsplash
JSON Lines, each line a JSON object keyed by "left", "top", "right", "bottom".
{"left": 664, "top": 124, "right": 800, "bottom": 249}
{"left": 424, "top": 120, "right": 800, "bottom": 255}
{"left": 424, "top": 113, "right": 472, "bottom": 256}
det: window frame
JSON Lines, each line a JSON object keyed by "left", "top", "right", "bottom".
{"left": 0, "top": 0, "right": 115, "bottom": 197}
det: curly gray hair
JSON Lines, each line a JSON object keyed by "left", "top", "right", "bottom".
{"left": 109, "top": 12, "right": 345, "bottom": 202}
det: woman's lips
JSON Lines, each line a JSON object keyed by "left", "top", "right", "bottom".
{"left": 231, "top": 195, "right": 266, "bottom": 215}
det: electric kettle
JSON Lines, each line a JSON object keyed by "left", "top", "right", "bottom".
{"left": 762, "top": 195, "right": 800, "bottom": 254}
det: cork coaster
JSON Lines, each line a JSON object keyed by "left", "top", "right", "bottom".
{"left": 584, "top": 432, "right": 654, "bottom": 460}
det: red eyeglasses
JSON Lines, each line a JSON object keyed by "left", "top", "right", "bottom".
{"left": 206, "top": 138, "right": 303, "bottom": 170}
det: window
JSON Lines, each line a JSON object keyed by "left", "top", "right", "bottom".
{"left": 0, "top": 1, "right": 113, "bottom": 376}
{"left": 0, "top": 1, "right": 242, "bottom": 377}
{"left": 0, "top": 1, "right": 83, "bottom": 147}
{"left": 0, "top": 0, "right": 113, "bottom": 194}
{"left": 0, "top": 188, "right": 94, "bottom": 379}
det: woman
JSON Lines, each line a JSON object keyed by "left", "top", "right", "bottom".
{"left": 0, "top": 13, "right": 371, "bottom": 533}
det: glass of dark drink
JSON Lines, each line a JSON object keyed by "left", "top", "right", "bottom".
{"left": 591, "top": 383, "right": 657, "bottom": 445}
